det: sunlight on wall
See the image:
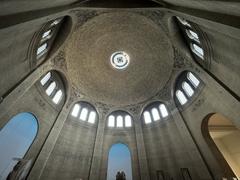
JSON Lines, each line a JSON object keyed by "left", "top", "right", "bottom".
{"left": 209, "top": 114, "right": 240, "bottom": 178}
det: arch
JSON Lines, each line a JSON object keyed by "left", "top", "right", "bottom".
{"left": 30, "top": 16, "right": 72, "bottom": 68}
{"left": 202, "top": 113, "right": 239, "bottom": 178}
{"left": 141, "top": 101, "right": 169, "bottom": 124}
{"left": 107, "top": 111, "right": 133, "bottom": 128}
{"left": 39, "top": 70, "right": 66, "bottom": 107}
{"left": 107, "top": 143, "right": 133, "bottom": 180}
{"left": 176, "top": 16, "right": 212, "bottom": 69}
{"left": 70, "top": 101, "right": 98, "bottom": 125}
{"left": 174, "top": 71, "right": 202, "bottom": 107}
{"left": 0, "top": 112, "right": 38, "bottom": 179}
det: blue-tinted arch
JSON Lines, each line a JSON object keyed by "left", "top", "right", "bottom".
{"left": 107, "top": 143, "right": 132, "bottom": 180}
{"left": 0, "top": 112, "right": 38, "bottom": 179}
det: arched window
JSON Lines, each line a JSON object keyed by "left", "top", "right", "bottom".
{"left": 107, "top": 143, "right": 132, "bottom": 180}
{"left": 190, "top": 43, "right": 204, "bottom": 59}
{"left": 107, "top": 111, "right": 133, "bottom": 128}
{"left": 39, "top": 71, "right": 65, "bottom": 106}
{"left": 125, "top": 115, "right": 132, "bottom": 127}
{"left": 108, "top": 115, "right": 115, "bottom": 127}
{"left": 35, "top": 17, "right": 64, "bottom": 63}
{"left": 176, "top": 90, "right": 188, "bottom": 105}
{"left": 175, "top": 71, "right": 201, "bottom": 106}
{"left": 176, "top": 17, "right": 191, "bottom": 27}
{"left": 0, "top": 113, "right": 38, "bottom": 179}
{"left": 186, "top": 29, "right": 200, "bottom": 43}
{"left": 176, "top": 16, "right": 205, "bottom": 61}
{"left": 70, "top": 101, "right": 98, "bottom": 124}
{"left": 142, "top": 101, "right": 169, "bottom": 125}
{"left": 116, "top": 116, "right": 123, "bottom": 127}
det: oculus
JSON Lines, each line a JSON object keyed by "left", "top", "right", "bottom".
{"left": 110, "top": 51, "right": 130, "bottom": 70}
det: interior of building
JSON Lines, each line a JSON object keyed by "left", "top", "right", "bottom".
{"left": 0, "top": 0, "right": 239, "bottom": 179}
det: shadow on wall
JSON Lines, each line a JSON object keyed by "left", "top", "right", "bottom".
{"left": 202, "top": 113, "right": 240, "bottom": 179}
{"left": 107, "top": 143, "right": 132, "bottom": 180}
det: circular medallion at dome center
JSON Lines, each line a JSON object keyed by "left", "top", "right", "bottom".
{"left": 66, "top": 12, "right": 174, "bottom": 106}
{"left": 111, "top": 51, "right": 130, "bottom": 70}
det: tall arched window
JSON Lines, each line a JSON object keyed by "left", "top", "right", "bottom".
{"left": 107, "top": 111, "right": 133, "bottom": 128}
{"left": 0, "top": 113, "right": 38, "bottom": 179}
{"left": 141, "top": 101, "right": 169, "bottom": 125}
{"left": 39, "top": 71, "right": 66, "bottom": 107}
{"left": 176, "top": 16, "right": 210, "bottom": 68}
{"left": 35, "top": 18, "right": 64, "bottom": 65}
{"left": 107, "top": 143, "right": 132, "bottom": 180}
{"left": 175, "top": 71, "right": 201, "bottom": 106}
{"left": 70, "top": 101, "right": 98, "bottom": 125}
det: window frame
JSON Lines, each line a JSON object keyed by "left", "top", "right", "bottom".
{"left": 142, "top": 101, "right": 169, "bottom": 126}
{"left": 69, "top": 101, "right": 98, "bottom": 126}
{"left": 107, "top": 111, "right": 133, "bottom": 129}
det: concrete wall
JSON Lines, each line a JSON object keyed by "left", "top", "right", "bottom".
{"left": 197, "top": 23, "right": 240, "bottom": 97}
{"left": 0, "top": 0, "right": 82, "bottom": 16}
{"left": 177, "top": 68, "right": 240, "bottom": 179}
{"left": 40, "top": 114, "right": 97, "bottom": 180}
{"left": 0, "top": 22, "right": 42, "bottom": 98}
{"left": 142, "top": 114, "right": 209, "bottom": 180}
{"left": 99, "top": 123, "right": 140, "bottom": 180}
{"left": 212, "top": 131, "right": 240, "bottom": 177}
{"left": 0, "top": 84, "right": 62, "bottom": 178}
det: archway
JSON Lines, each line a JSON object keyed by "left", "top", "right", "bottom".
{"left": 0, "top": 112, "right": 38, "bottom": 179}
{"left": 107, "top": 143, "right": 133, "bottom": 180}
{"left": 202, "top": 113, "right": 240, "bottom": 178}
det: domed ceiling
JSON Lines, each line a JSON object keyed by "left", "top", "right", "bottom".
{"left": 66, "top": 11, "right": 174, "bottom": 106}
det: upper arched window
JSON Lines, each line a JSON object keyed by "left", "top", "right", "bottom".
{"left": 39, "top": 71, "right": 65, "bottom": 106}
{"left": 70, "top": 101, "right": 98, "bottom": 124}
{"left": 175, "top": 71, "right": 201, "bottom": 106}
{"left": 176, "top": 16, "right": 205, "bottom": 61}
{"left": 0, "top": 112, "right": 38, "bottom": 179}
{"left": 107, "top": 111, "right": 133, "bottom": 128}
{"left": 142, "top": 101, "right": 169, "bottom": 125}
{"left": 33, "top": 17, "right": 65, "bottom": 67}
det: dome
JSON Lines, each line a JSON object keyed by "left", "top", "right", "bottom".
{"left": 66, "top": 12, "right": 174, "bottom": 105}
{"left": 0, "top": 1, "right": 240, "bottom": 180}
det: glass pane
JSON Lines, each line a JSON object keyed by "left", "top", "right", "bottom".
{"left": 37, "top": 43, "right": 47, "bottom": 55}
{"left": 176, "top": 16, "right": 191, "bottom": 27}
{"left": 108, "top": 115, "right": 115, "bottom": 127}
{"left": 46, "top": 82, "right": 56, "bottom": 96}
{"left": 187, "top": 72, "right": 200, "bottom": 88}
{"left": 143, "top": 111, "right": 151, "bottom": 124}
{"left": 88, "top": 111, "right": 96, "bottom": 124}
{"left": 182, "top": 81, "right": 194, "bottom": 97}
{"left": 71, "top": 104, "right": 80, "bottom": 117}
{"left": 176, "top": 90, "right": 188, "bottom": 105}
{"left": 191, "top": 43, "right": 204, "bottom": 59}
{"left": 52, "top": 90, "right": 63, "bottom": 104}
{"left": 40, "top": 72, "right": 51, "bottom": 86}
{"left": 151, "top": 108, "right": 161, "bottom": 121}
{"left": 79, "top": 108, "right": 88, "bottom": 121}
{"left": 186, "top": 29, "right": 199, "bottom": 42}
{"left": 51, "top": 19, "right": 62, "bottom": 26}
{"left": 125, "top": 115, "right": 132, "bottom": 127}
{"left": 116, "top": 116, "right": 123, "bottom": 127}
{"left": 42, "top": 30, "right": 52, "bottom": 39}
{"left": 159, "top": 104, "right": 168, "bottom": 118}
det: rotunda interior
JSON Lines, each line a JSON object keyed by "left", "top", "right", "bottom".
{"left": 0, "top": 0, "right": 239, "bottom": 180}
